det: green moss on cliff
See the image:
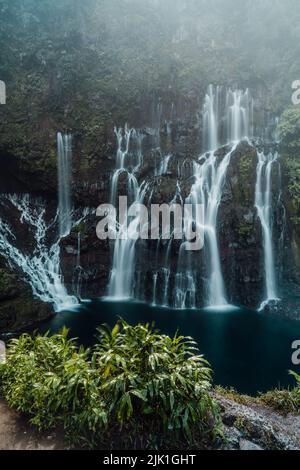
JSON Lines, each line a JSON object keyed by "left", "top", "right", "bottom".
{"left": 279, "top": 106, "right": 300, "bottom": 155}
{"left": 277, "top": 104, "right": 300, "bottom": 241}
{"left": 0, "top": 266, "right": 52, "bottom": 332}
{"left": 2, "top": 0, "right": 298, "bottom": 195}
{"left": 282, "top": 156, "right": 300, "bottom": 225}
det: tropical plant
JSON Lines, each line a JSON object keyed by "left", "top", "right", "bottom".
{"left": 0, "top": 321, "right": 220, "bottom": 448}
{"left": 94, "top": 321, "right": 220, "bottom": 443}
{"left": 0, "top": 328, "right": 107, "bottom": 447}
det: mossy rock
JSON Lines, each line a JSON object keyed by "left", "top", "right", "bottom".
{"left": 0, "top": 266, "right": 52, "bottom": 333}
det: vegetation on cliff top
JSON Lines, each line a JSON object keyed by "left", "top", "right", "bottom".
{"left": 279, "top": 106, "right": 300, "bottom": 226}
{"left": 1, "top": 0, "right": 300, "bottom": 179}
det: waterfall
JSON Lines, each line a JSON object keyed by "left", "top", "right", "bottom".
{"left": 106, "top": 86, "right": 255, "bottom": 309}
{"left": 203, "top": 84, "right": 219, "bottom": 151}
{"left": 255, "top": 151, "right": 279, "bottom": 309}
{"left": 162, "top": 267, "right": 171, "bottom": 306}
{"left": 226, "top": 88, "right": 253, "bottom": 142}
{"left": 73, "top": 232, "right": 84, "bottom": 299}
{"left": 108, "top": 182, "right": 148, "bottom": 299}
{"left": 0, "top": 194, "right": 78, "bottom": 312}
{"left": 203, "top": 146, "right": 237, "bottom": 306}
{"left": 203, "top": 86, "right": 253, "bottom": 151}
{"left": 76, "top": 232, "right": 81, "bottom": 268}
{"left": 57, "top": 132, "right": 72, "bottom": 237}
{"left": 173, "top": 84, "right": 253, "bottom": 308}
{"left": 107, "top": 126, "right": 147, "bottom": 299}
{"left": 152, "top": 272, "right": 158, "bottom": 305}
{"left": 174, "top": 144, "right": 237, "bottom": 309}
{"left": 158, "top": 154, "right": 172, "bottom": 175}
{"left": 173, "top": 84, "right": 249, "bottom": 309}
{"left": 111, "top": 126, "right": 143, "bottom": 205}
{"left": 174, "top": 251, "right": 196, "bottom": 309}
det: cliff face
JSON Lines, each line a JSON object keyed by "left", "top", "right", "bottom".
{"left": 1, "top": 1, "right": 300, "bottom": 330}
{"left": 57, "top": 137, "right": 293, "bottom": 312}
{"left": 0, "top": 88, "right": 299, "bottom": 330}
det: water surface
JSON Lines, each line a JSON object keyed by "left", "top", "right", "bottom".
{"left": 42, "top": 300, "right": 300, "bottom": 395}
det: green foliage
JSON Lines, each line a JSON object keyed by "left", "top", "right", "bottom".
{"left": 95, "top": 321, "right": 220, "bottom": 443}
{"left": 0, "top": 321, "right": 220, "bottom": 449}
{"left": 279, "top": 107, "right": 300, "bottom": 222}
{"left": 284, "top": 158, "right": 300, "bottom": 205}
{"left": 259, "top": 371, "right": 300, "bottom": 414}
{"left": 279, "top": 106, "right": 300, "bottom": 154}
{"left": 282, "top": 155, "right": 300, "bottom": 225}
{"left": 238, "top": 223, "right": 253, "bottom": 238}
{"left": 0, "top": 328, "right": 106, "bottom": 447}
{"left": 215, "top": 385, "right": 254, "bottom": 406}
{"left": 2, "top": 0, "right": 300, "bottom": 175}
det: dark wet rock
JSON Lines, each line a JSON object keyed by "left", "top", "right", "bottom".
{"left": 217, "top": 395, "right": 300, "bottom": 450}
{"left": 0, "top": 267, "right": 52, "bottom": 334}
{"left": 60, "top": 214, "right": 111, "bottom": 298}
{"left": 219, "top": 142, "right": 263, "bottom": 309}
{"left": 239, "top": 439, "right": 263, "bottom": 450}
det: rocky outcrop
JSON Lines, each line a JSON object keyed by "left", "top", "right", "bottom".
{"left": 219, "top": 142, "right": 264, "bottom": 308}
{"left": 60, "top": 215, "right": 111, "bottom": 299}
{"left": 0, "top": 267, "right": 52, "bottom": 333}
{"left": 217, "top": 395, "right": 300, "bottom": 450}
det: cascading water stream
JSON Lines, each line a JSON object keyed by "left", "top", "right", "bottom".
{"left": 152, "top": 272, "right": 158, "bottom": 305}
{"left": 201, "top": 86, "right": 252, "bottom": 306}
{"left": 106, "top": 86, "right": 257, "bottom": 310}
{"left": 202, "top": 84, "right": 219, "bottom": 151}
{"left": 204, "top": 145, "right": 238, "bottom": 306}
{"left": 57, "top": 132, "right": 72, "bottom": 237}
{"left": 173, "top": 144, "right": 237, "bottom": 309}
{"left": 158, "top": 154, "right": 172, "bottom": 176}
{"left": 0, "top": 132, "right": 87, "bottom": 312}
{"left": 255, "top": 151, "right": 279, "bottom": 309}
{"left": 227, "top": 88, "right": 253, "bottom": 143}
{"left": 0, "top": 194, "right": 78, "bottom": 311}
{"left": 108, "top": 126, "right": 147, "bottom": 299}
{"left": 108, "top": 181, "right": 148, "bottom": 299}
{"left": 174, "top": 85, "right": 251, "bottom": 309}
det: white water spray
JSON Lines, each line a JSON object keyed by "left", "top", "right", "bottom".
{"left": 0, "top": 194, "right": 78, "bottom": 312}
{"left": 174, "top": 144, "right": 237, "bottom": 309}
{"left": 255, "top": 151, "right": 279, "bottom": 309}
{"left": 227, "top": 88, "right": 253, "bottom": 142}
{"left": 202, "top": 84, "right": 219, "bottom": 151}
{"left": 57, "top": 132, "right": 72, "bottom": 237}
{"left": 108, "top": 126, "right": 147, "bottom": 299}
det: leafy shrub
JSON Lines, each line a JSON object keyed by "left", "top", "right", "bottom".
{"left": 95, "top": 322, "right": 220, "bottom": 444}
{"left": 0, "top": 328, "right": 107, "bottom": 447}
{"left": 279, "top": 106, "right": 300, "bottom": 153}
{"left": 0, "top": 321, "right": 220, "bottom": 449}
